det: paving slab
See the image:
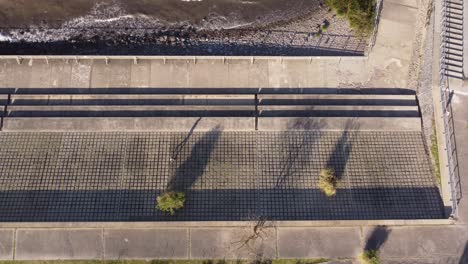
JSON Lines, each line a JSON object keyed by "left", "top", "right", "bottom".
{"left": 29, "top": 60, "right": 52, "bottom": 88}
{"left": 104, "top": 229, "right": 189, "bottom": 259}
{"left": 365, "top": 226, "right": 468, "bottom": 259}
{"left": 15, "top": 229, "right": 103, "bottom": 260}
{"left": 70, "top": 60, "right": 92, "bottom": 88}
{"left": 189, "top": 59, "right": 229, "bottom": 88}
{"left": 131, "top": 60, "right": 151, "bottom": 87}
{"left": 277, "top": 227, "right": 361, "bottom": 258}
{"left": 50, "top": 61, "right": 73, "bottom": 88}
{"left": 190, "top": 228, "right": 277, "bottom": 259}
{"left": 150, "top": 60, "right": 190, "bottom": 88}
{"left": 0, "top": 230, "right": 14, "bottom": 260}
{"left": 91, "top": 60, "right": 132, "bottom": 88}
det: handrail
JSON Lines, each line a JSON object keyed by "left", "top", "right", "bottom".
{"left": 439, "top": 0, "right": 463, "bottom": 218}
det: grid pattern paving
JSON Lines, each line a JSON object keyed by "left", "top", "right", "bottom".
{"left": 0, "top": 131, "right": 444, "bottom": 221}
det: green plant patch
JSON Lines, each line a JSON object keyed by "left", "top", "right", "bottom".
{"left": 431, "top": 123, "right": 441, "bottom": 186}
{"left": 319, "top": 168, "right": 337, "bottom": 197}
{"left": 325, "top": 0, "right": 377, "bottom": 36}
{"left": 360, "top": 250, "right": 380, "bottom": 264}
{"left": 156, "top": 191, "right": 186, "bottom": 215}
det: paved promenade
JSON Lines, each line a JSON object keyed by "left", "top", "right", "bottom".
{"left": 1, "top": 0, "right": 467, "bottom": 263}
{"left": 0, "top": 224, "right": 465, "bottom": 263}
{"left": 0, "top": 131, "right": 443, "bottom": 222}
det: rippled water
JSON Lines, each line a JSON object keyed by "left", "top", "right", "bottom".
{"left": 0, "top": 0, "right": 319, "bottom": 28}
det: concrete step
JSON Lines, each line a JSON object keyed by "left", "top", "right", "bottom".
{"left": 257, "top": 117, "right": 422, "bottom": 131}
{"left": 1, "top": 117, "right": 421, "bottom": 132}
{"left": 2, "top": 117, "right": 256, "bottom": 131}
{"left": 0, "top": 94, "right": 8, "bottom": 105}
{"left": 258, "top": 105, "right": 419, "bottom": 117}
{"left": 6, "top": 105, "right": 255, "bottom": 117}
{"left": 445, "top": 44, "right": 464, "bottom": 52}
{"left": 10, "top": 94, "right": 255, "bottom": 106}
{"left": 257, "top": 94, "right": 416, "bottom": 106}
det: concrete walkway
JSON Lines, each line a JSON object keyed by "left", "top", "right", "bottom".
{"left": 0, "top": 224, "right": 466, "bottom": 263}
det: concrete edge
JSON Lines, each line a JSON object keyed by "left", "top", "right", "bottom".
{"left": 0, "top": 219, "right": 454, "bottom": 229}
{"left": 431, "top": 0, "right": 453, "bottom": 211}
{"left": 0, "top": 55, "right": 369, "bottom": 62}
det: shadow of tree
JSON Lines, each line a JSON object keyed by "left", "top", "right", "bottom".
{"left": 167, "top": 125, "right": 222, "bottom": 192}
{"left": 275, "top": 118, "right": 326, "bottom": 188}
{"left": 326, "top": 120, "right": 360, "bottom": 180}
{"left": 171, "top": 117, "right": 202, "bottom": 161}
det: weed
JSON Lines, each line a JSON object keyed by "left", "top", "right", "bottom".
{"left": 325, "top": 0, "right": 376, "bottom": 35}
{"left": 360, "top": 250, "right": 380, "bottom": 264}
{"left": 156, "top": 191, "right": 186, "bottom": 215}
{"left": 431, "top": 123, "right": 441, "bottom": 186}
{"left": 319, "top": 168, "right": 337, "bottom": 197}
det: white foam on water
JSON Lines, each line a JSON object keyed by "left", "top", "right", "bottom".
{"left": 0, "top": 33, "right": 11, "bottom": 42}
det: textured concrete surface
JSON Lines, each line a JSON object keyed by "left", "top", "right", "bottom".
{"left": 278, "top": 227, "right": 361, "bottom": 258}
{"left": 0, "top": 229, "right": 14, "bottom": 260}
{"left": 104, "top": 229, "right": 189, "bottom": 259}
{"left": 190, "top": 228, "right": 276, "bottom": 259}
{"left": 3, "top": 225, "right": 467, "bottom": 262}
{"left": 15, "top": 229, "right": 103, "bottom": 260}
{"left": 0, "top": 131, "right": 443, "bottom": 222}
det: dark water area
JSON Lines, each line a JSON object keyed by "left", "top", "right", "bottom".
{"left": 0, "top": 0, "right": 319, "bottom": 28}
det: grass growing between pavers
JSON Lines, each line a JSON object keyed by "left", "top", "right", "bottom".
{"left": 431, "top": 123, "right": 442, "bottom": 186}
{"left": 0, "top": 260, "right": 330, "bottom": 264}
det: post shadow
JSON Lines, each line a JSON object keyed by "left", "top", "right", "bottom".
{"left": 364, "top": 226, "right": 391, "bottom": 252}
{"left": 459, "top": 241, "right": 468, "bottom": 264}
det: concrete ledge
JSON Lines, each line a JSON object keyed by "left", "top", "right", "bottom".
{"left": 0, "top": 55, "right": 368, "bottom": 61}
{"left": 257, "top": 117, "right": 422, "bottom": 131}
{"left": 0, "top": 219, "right": 454, "bottom": 229}
{"left": 2, "top": 117, "right": 256, "bottom": 131}
{"left": 15, "top": 229, "right": 103, "bottom": 260}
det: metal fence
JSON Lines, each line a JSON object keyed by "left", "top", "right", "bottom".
{"left": 439, "top": 0, "right": 463, "bottom": 218}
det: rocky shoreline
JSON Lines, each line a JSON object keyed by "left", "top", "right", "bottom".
{"left": 0, "top": 0, "right": 367, "bottom": 56}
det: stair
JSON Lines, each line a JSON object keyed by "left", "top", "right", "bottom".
{"left": 441, "top": 0, "right": 464, "bottom": 79}
{"left": 0, "top": 88, "right": 421, "bottom": 132}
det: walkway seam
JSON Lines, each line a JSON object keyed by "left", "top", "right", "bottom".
{"left": 275, "top": 226, "right": 280, "bottom": 258}
{"left": 188, "top": 228, "right": 192, "bottom": 259}
{"left": 101, "top": 228, "right": 105, "bottom": 261}
{"left": 12, "top": 228, "right": 16, "bottom": 260}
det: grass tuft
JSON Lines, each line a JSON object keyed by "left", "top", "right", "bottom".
{"left": 319, "top": 168, "right": 337, "bottom": 197}
{"left": 156, "top": 191, "right": 186, "bottom": 215}
{"left": 359, "top": 250, "right": 380, "bottom": 264}
{"left": 325, "top": 0, "right": 376, "bottom": 36}
{"left": 431, "top": 123, "right": 441, "bottom": 186}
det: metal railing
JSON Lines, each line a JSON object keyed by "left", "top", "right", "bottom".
{"left": 439, "top": 0, "right": 463, "bottom": 218}
{"left": 367, "top": 0, "right": 384, "bottom": 53}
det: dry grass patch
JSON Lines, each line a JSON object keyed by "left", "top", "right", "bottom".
{"left": 359, "top": 250, "right": 380, "bottom": 264}
{"left": 156, "top": 191, "right": 186, "bottom": 215}
{"left": 319, "top": 168, "right": 337, "bottom": 197}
